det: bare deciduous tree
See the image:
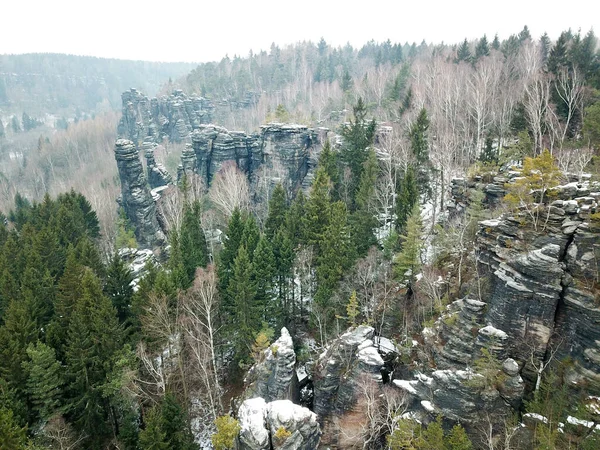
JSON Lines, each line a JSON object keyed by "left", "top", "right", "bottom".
{"left": 208, "top": 161, "right": 250, "bottom": 220}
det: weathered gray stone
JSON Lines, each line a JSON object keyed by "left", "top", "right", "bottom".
{"left": 243, "top": 328, "right": 299, "bottom": 404}
{"left": 114, "top": 139, "right": 165, "bottom": 248}
{"left": 237, "top": 398, "right": 321, "bottom": 450}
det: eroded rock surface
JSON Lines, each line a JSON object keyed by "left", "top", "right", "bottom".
{"left": 237, "top": 398, "right": 320, "bottom": 450}
{"left": 243, "top": 328, "right": 298, "bottom": 404}
{"left": 114, "top": 139, "right": 165, "bottom": 248}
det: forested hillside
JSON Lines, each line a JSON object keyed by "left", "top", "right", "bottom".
{"left": 0, "top": 53, "right": 195, "bottom": 120}
{"left": 0, "top": 25, "right": 600, "bottom": 449}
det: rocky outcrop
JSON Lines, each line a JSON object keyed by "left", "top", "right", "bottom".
{"left": 114, "top": 139, "right": 165, "bottom": 248}
{"left": 190, "top": 123, "right": 319, "bottom": 196}
{"left": 243, "top": 328, "right": 299, "bottom": 404}
{"left": 312, "top": 325, "right": 385, "bottom": 419}
{"left": 238, "top": 398, "right": 321, "bottom": 450}
{"left": 117, "top": 88, "right": 214, "bottom": 144}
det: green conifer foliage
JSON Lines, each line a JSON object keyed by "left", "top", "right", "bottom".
{"left": 180, "top": 200, "right": 208, "bottom": 282}
{"left": 396, "top": 166, "right": 419, "bottom": 232}
{"left": 64, "top": 270, "right": 123, "bottom": 445}
{"left": 228, "top": 246, "right": 259, "bottom": 364}
{"left": 264, "top": 184, "right": 288, "bottom": 240}
{"left": 22, "top": 342, "right": 62, "bottom": 422}
{"left": 394, "top": 204, "right": 423, "bottom": 292}
{"left": 104, "top": 252, "right": 134, "bottom": 324}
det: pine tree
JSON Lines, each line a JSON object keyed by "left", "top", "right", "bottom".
{"left": 218, "top": 208, "right": 245, "bottom": 307}
{"left": 395, "top": 166, "right": 419, "bottom": 232}
{"left": 475, "top": 35, "right": 490, "bottom": 60}
{"left": 540, "top": 32, "right": 551, "bottom": 64}
{"left": 212, "top": 416, "right": 240, "bottom": 450}
{"left": 253, "top": 237, "right": 276, "bottom": 323}
{"left": 0, "top": 407, "right": 28, "bottom": 450}
{"left": 104, "top": 252, "right": 134, "bottom": 325}
{"left": 445, "top": 424, "right": 472, "bottom": 450}
{"left": 272, "top": 228, "right": 294, "bottom": 326}
{"left": 351, "top": 148, "right": 379, "bottom": 256}
{"left": 264, "top": 184, "right": 288, "bottom": 240}
{"left": 346, "top": 291, "right": 359, "bottom": 326}
{"left": 315, "top": 202, "right": 352, "bottom": 309}
{"left": 304, "top": 167, "right": 332, "bottom": 250}
{"left": 455, "top": 39, "right": 472, "bottom": 63}
{"left": 139, "top": 405, "right": 169, "bottom": 450}
{"left": 180, "top": 200, "right": 208, "bottom": 282}
{"left": 22, "top": 341, "right": 62, "bottom": 422}
{"left": 64, "top": 270, "right": 123, "bottom": 445}
{"left": 421, "top": 416, "right": 444, "bottom": 450}
{"left": 318, "top": 140, "right": 340, "bottom": 199}
{"left": 168, "top": 229, "right": 188, "bottom": 290}
{"left": 340, "top": 98, "right": 376, "bottom": 205}
{"left": 159, "top": 393, "right": 198, "bottom": 450}
{"left": 491, "top": 34, "right": 500, "bottom": 50}
{"left": 241, "top": 215, "right": 260, "bottom": 259}
{"left": 228, "top": 246, "right": 259, "bottom": 364}
{"left": 394, "top": 204, "right": 423, "bottom": 293}
{"left": 409, "top": 108, "right": 432, "bottom": 198}
{"left": 286, "top": 190, "right": 306, "bottom": 248}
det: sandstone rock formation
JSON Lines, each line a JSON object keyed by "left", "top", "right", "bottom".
{"left": 114, "top": 139, "right": 165, "bottom": 248}
{"left": 238, "top": 398, "right": 321, "bottom": 450}
{"left": 242, "top": 328, "right": 299, "bottom": 404}
{"left": 117, "top": 88, "right": 214, "bottom": 144}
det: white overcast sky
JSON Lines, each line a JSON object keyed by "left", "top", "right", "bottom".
{"left": 1, "top": 0, "right": 598, "bottom": 63}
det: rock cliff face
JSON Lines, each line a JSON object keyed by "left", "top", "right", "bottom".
{"left": 114, "top": 139, "right": 165, "bottom": 247}
{"left": 117, "top": 88, "right": 214, "bottom": 144}
{"left": 238, "top": 398, "right": 321, "bottom": 450}
{"left": 392, "top": 175, "right": 600, "bottom": 428}
{"left": 242, "top": 328, "right": 299, "bottom": 404}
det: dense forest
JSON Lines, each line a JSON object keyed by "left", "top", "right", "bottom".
{"left": 0, "top": 25, "right": 600, "bottom": 449}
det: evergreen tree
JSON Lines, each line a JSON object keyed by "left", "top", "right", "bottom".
{"left": 159, "top": 393, "right": 198, "bottom": 450}
{"left": 217, "top": 208, "right": 245, "bottom": 305}
{"left": 104, "top": 252, "right": 134, "bottom": 325}
{"left": 346, "top": 291, "right": 359, "bottom": 326}
{"left": 168, "top": 229, "right": 188, "bottom": 290}
{"left": 422, "top": 416, "right": 444, "bottom": 450}
{"left": 394, "top": 204, "right": 423, "bottom": 293}
{"left": 455, "top": 39, "right": 472, "bottom": 63}
{"left": 409, "top": 108, "right": 432, "bottom": 197}
{"left": 350, "top": 148, "right": 379, "bottom": 256}
{"left": 315, "top": 201, "right": 352, "bottom": 310}
{"left": 241, "top": 215, "right": 260, "bottom": 259}
{"left": 272, "top": 228, "right": 294, "bottom": 326}
{"left": 253, "top": 237, "right": 276, "bottom": 323}
{"left": 396, "top": 166, "right": 419, "bottom": 232}
{"left": 340, "top": 68, "right": 353, "bottom": 92}
{"left": 304, "top": 167, "right": 332, "bottom": 250}
{"left": 475, "top": 35, "right": 490, "bottom": 60}
{"left": 180, "top": 200, "right": 208, "bottom": 282}
{"left": 22, "top": 341, "right": 63, "bottom": 422}
{"left": 286, "top": 190, "right": 306, "bottom": 247}
{"left": 491, "top": 34, "right": 500, "bottom": 50}
{"left": 445, "top": 424, "right": 472, "bottom": 450}
{"left": 0, "top": 407, "right": 28, "bottom": 450}
{"left": 139, "top": 405, "right": 169, "bottom": 450}
{"left": 264, "top": 184, "right": 287, "bottom": 241}
{"left": 317, "top": 140, "right": 340, "bottom": 199}
{"left": 64, "top": 270, "right": 123, "bottom": 446}
{"left": 340, "top": 97, "right": 376, "bottom": 205}
{"left": 228, "top": 246, "right": 259, "bottom": 364}
{"left": 540, "top": 32, "right": 551, "bottom": 64}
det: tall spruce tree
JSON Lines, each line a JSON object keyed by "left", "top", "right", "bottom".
{"left": 64, "top": 270, "right": 123, "bottom": 446}
{"left": 104, "top": 252, "right": 134, "bottom": 325}
{"left": 179, "top": 200, "right": 208, "bottom": 282}
{"left": 351, "top": 148, "right": 379, "bottom": 256}
{"left": 395, "top": 166, "right": 419, "bottom": 232}
{"left": 264, "top": 184, "right": 287, "bottom": 241}
{"left": 340, "top": 97, "right": 376, "bottom": 206}
{"left": 22, "top": 341, "right": 63, "bottom": 422}
{"left": 228, "top": 246, "right": 259, "bottom": 364}
{"left": 253, "top": 237, "right": 276, "bottom": 324}
{"left": 409, "top": 108, "right": 432, "bottom": 198}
